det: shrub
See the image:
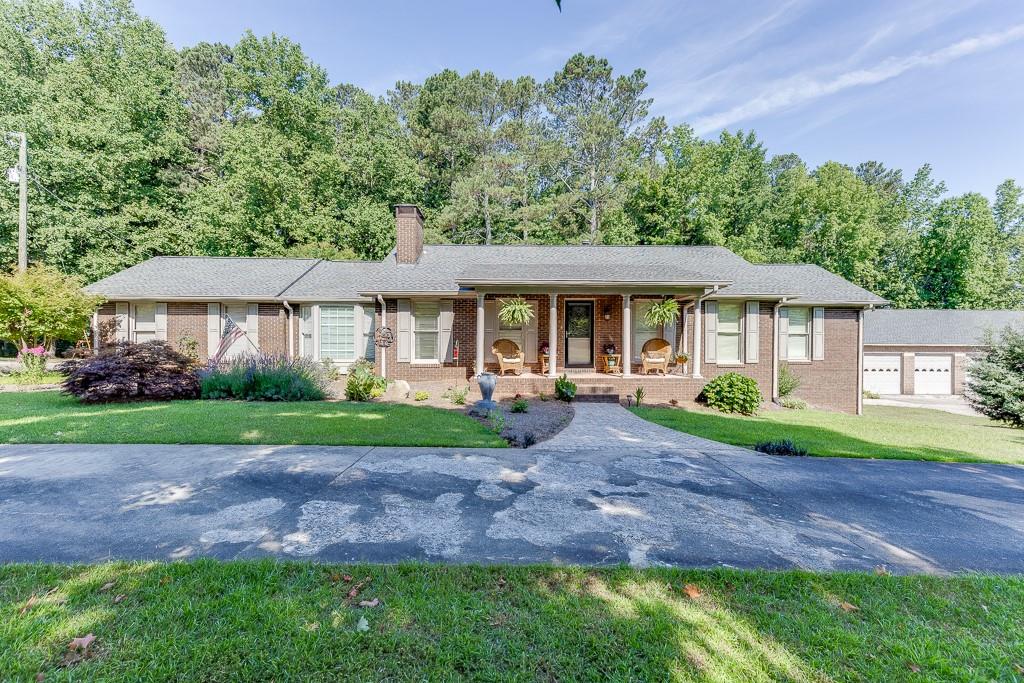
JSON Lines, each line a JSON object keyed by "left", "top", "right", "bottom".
{"left": 754, "top": 439, "right": 808, "bottom": 457}
{"left": 321, "top": 358, "right": 343, "bottom": 382}
{"left": 778, "top": 396, "right": 808, "bottom": 410}
{"left": 966, "top": 326, "right": 1024, "bottom": 428}
{"left": 63, "top": 341, "right": 200, "bottom": 403}
{"left": 554, "top": 374, "right": 577, "bottom": 402}
{"left": 700, "top": 372, "right": 762, "bottom": 415}
{"left": 510, "top": 398, "right": 529, "bottom": 413}
{"left": 862, "top": 389, "right": 880, "bottom": 400}
{"left": 176, "top": 336, "right": 199, "bottom": 363}
{"left": 201, "top": 354, "right": 327, "bottom": 401}
{"left": 487, "top": 409, "right": 507, "bottom": 435}
{"left": 778, "top": 363, "right": 800, "bottom": 398}
{"left": 414, "top": 390, "right": 429, "bottom": 401}
{"left": 344, "top": 359, "right": 386, "bottom": 401}
{"left": 443, "top": 385, "right": 469, "bottom": 405}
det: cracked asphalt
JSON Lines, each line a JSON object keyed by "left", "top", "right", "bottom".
{"left": 2, "top": 441, "right": 1023, "bottom": 573}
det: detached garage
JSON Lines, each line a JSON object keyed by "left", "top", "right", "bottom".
{"left": 863, "top": 309, "right": 1024, "bottom": 396}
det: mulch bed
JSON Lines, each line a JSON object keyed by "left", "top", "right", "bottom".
{"left": 467, "top": 396, "right": 574, "bottom": 448}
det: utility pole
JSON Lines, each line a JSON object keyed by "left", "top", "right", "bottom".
{"left": 5, "top": 132, "right": 27, "bottom": 272}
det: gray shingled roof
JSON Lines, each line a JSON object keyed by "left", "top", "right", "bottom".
{"left": 84, "top": 257, "right": 321, "bottom": 299}
{"left": 275, "top": 260, "right": 387, "bottom": 300}
{"left": 85, "top": 244, "right": 887, "bottom": 305}
{"left": 864, "top": 309, "right": 1024, "bottom": 346}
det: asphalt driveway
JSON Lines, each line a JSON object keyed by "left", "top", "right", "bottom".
{"left": 2, "top": 441, "right": 1022, "bottom": 573}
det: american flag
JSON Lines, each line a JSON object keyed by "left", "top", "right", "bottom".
{"left": 211, "top": 315, "right": 246, "bottom": 363}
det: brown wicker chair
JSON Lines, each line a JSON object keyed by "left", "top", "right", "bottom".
{"left": 492, "top": 338, "right": 525, "bottom": 375}
{"left": 641, "top": 338, "right": 672, "bottom": 375}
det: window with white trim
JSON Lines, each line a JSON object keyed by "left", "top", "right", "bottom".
{"left": 413, "top": 301, "right": 440, "bottom": 361}
{"left": 320, "top": 305, "right": 356, "bottom": 361}
{"left": 133, "top": 303, "right": 157, "bottom": 343}
{"left": 632, "top": 300, "right": 662, "bottom": 359}
{"left": 716, "top": 302, "right": 742, "bottom": 363}
{"left": 787, "top": 307, "right": 811, "bottom": 360}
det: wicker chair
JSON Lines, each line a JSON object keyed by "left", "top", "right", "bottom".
{"left": 641, "top": 338, "right": 672, "bottom": 375}
{"left": 492, "top": 338, "right": 525, "bottom": 375}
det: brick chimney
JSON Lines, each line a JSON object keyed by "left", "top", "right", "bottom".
{"left": 394, "top": 204, "right": 424, "bottom": 264}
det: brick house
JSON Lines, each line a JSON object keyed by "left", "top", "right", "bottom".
{"left": 86, "top": 205, "right": 887, "bottom": 413}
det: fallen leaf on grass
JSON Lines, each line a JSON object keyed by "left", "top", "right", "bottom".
{"left": 874, "top": 565, "right": 890, "bottom": 576}
{"left": 68, "top": 634, "right": 96, "bottom": 652}
{"left": 342, "top": 574, "right": 353, "bottom": 582}
{"left": 34, "top": 673, "right": 44, "bottom": 682}
{"left": 358, "top": 598, "right": 380, "bottom": 608}
{"left": 907, "top": 662, "right": 921, "bottom": 673}
{"left": 112, "top": 594, "right": 126, "bottom": 604}
{"left": 838, "top": 601, "right": 859, "bottom": 613}
{"left": 1013, "top": 663, "right": 1024, "bottom": 674}
{"left": 159, "top": 576, "right": 172, "bottom": 586}
{"left": 682, "top": 584, "right": 702, "bottom": 599}
{"left": 328, "top": 572, "right": 342, "bottom": 584}
{"left": 355, "top": 616, "right": 369, "bottom": 632}
{"left": 303, "top": 621, "right": 320, "bottom": 632}
{"left": 347, "top": 576, "right": 372, "bottom": 600}
{"left": 99, "top": 581, "right": 115, "bottom": 592}
{"left": 19, "top": 594, "right": 38, "bottom": 615}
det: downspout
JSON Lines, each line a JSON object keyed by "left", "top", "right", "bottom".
{"left": 377, "top": 294, "right": 387, "bottom": 379}
{"left": 282, "top": 300, "right": 294, "bottom": 359}
{"left": 91, "top": 310, "right": 99, "bottom": 355}
{"left": 771, "top": 298, "right": 789, "bottom": 401}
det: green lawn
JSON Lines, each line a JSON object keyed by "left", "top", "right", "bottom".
{"left": 0, "top": 392, "right": 505, "bottom": 448}
{"left": 1, "top": 562, "right": 1020, "bottom": 681}
{"left": 632, "top": 405, "right": 1024, "bottom": 465}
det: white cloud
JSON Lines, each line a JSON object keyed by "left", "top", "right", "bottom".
{"left": 693, "top": 22, "right": 1024, "bottom": 134}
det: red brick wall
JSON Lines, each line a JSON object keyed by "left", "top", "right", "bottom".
{"left": 257, "top": 304, "right": 289, "bottom": 356}
{"left": 395, "top": 205, "right": 424, "bottom": 264}
{"left": 166, "top": 303, "right": 208, "bottom": 358}
{"left": 785, "top": 309, "right": 860, "bottom": 413}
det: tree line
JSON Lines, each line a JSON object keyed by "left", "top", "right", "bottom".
{"left": 1, "top": 0, "right": 1021, "bottom": 308}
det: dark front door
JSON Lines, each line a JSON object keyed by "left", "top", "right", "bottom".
{"left": 564, "top": 300, "right": 594, "bottom": 367}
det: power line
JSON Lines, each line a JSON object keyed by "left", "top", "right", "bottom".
{"left": 28, "top": 174, "right": 137, "bottom": 252}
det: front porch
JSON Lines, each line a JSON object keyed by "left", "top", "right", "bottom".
{"left": 479, "top": 370, "right": 709, "bottom": 405}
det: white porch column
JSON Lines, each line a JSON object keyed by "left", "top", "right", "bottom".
{"left": 621, "top": 294, "right": 632, "bottom": 377}
{"left": 692, "top": 297, "right": 703, "bottom": 378}
{"left": 547, "top": 293, "right": 558, "bottom": 378}
{"left": 475, "top": 292, "right": 485, "bottom": 376}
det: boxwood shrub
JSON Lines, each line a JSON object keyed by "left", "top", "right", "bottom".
{"left": 699, "top": 372, "right": 762, "bottom": 415}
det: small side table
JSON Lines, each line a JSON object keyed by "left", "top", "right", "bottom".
{"left": 540, "top": 353, "right": 549, "bottom": 375}
{"left": 600, "top": 353, "right": 622, "bottom": 375}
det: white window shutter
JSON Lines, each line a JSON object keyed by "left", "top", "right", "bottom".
{"left": 361, "top": 305, "right": 375, "bottom": 360}
{"left": 778, "top": 307, "right": 789, "bottom": 360}
{"left": 115, "top": 302, "right": 129, "bottom": 341}
{"left": 155, "top": 303, "right": 168, "bottom": 341}
{"left": 439, "top": 300, "right": 454, "bottom": 362}
{"left": 704, "top": 301, "right": 718, "bottom": 363}
{"left": 397, "top": 299, "right": 411, "bottom": 362}
{"left": 246, "top": 303, "right": 260, "bottom": 352}
{"left": 813, "top": 307, "right": 825, "bottom": 360}
{"left": 206, "top": 303, "right": 221, "bottom": 360}
{"left": 484, "top": 300, "right": 498, "bottom": 361}
{"left": 745, "top": 301, "right": 759, "bottom": 363}
{"left": 524, "top": 302, "right": 539, "bottom": 363}
{"left": 299, "top": 305, "right": 313, "bottom": 358}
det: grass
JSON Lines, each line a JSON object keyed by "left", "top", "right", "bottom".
{"left": 1, "top": 562, "right": 1020, "bottom": 681}
{"left": 0, "top": 392, "right": 506, "bottom": 448}
{"left": 632, "top": 405, "right": 1024, "bottom": 465}
{"left": 0, "top": 371, "right": 64, "bottom": 385}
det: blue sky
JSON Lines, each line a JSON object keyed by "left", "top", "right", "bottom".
{"left": 135, "top": 0, "right": 1024, "bottom": 196}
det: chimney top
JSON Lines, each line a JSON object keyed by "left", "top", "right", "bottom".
{"left": 394, "top": 204, "right": 424, "bottom": 264}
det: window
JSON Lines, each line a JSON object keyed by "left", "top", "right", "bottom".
{"left": 787, "top": 307, "right": 810, "bottom": 360}
{"left": 320, "top": 305, "right": 356, "bottom": 361}
{"left": 133, "top": 303, "right": 157, "bottom": 343}
{"left": 717, "top": 302, "right": 742, "bottom": 363}
{"left": 633, "top": 301, "right": 662, "bottom": 359}
{"left": 413, "top": 301, "right": 440, "bottom": 361}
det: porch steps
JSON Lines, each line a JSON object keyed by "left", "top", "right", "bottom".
{"left": 574, "top": 385, "right": 619, "bottom": 403}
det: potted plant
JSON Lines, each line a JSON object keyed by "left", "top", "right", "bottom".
{"left": 603, "top": 343, "right": 617, "bottom": 355}
{"left": 498, "top": 297, "right": 535, "bottom": 327}
{"left": 643, "top": 298, "right": 680, "bottom": 328}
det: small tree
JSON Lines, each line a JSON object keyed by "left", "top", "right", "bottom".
{"left": 0, "top": 266, "right": 103, "bottom": 350}
{"left": 965, "top": 326, "right": 1024, "bottom": 428}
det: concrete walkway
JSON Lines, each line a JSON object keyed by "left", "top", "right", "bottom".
{"left": 866, "top": 395, "right": 979, "bottom": 417}
{"left": 2, "top": 442, "right": 1022, "bottom": 573}
{"left": 537, "top": 403, "right": 752, "bottom": 454}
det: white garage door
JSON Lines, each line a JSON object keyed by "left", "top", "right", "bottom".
{"left": 864, "top": 354, "right": 901, "bottom": 394}
{"left": 914, "top": 355, "right": 952, "bottom": 395}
